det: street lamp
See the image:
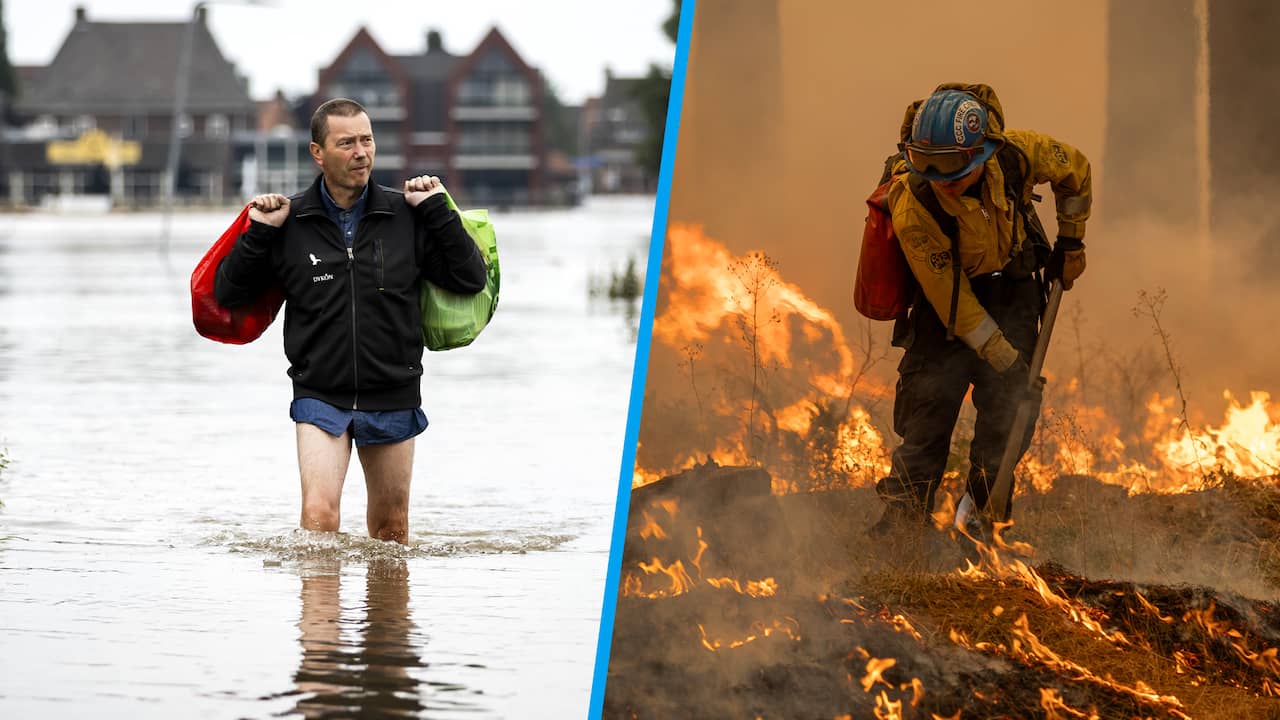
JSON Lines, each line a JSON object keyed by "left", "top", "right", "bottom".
{"left": 161, "top": 0, "right": 270, "bottom": 251}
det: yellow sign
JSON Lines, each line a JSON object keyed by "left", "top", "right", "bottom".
{"left": 46, "top": 129, "right": 142, "bottom": 168}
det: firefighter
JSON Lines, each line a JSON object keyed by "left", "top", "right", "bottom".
{"left": 870, "top": 84, "right": 1091, "bottom": 536}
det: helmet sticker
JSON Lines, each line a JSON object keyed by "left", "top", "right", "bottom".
{"left": 953, "top": 99, "right": 982, "bottom": 144}
{"left": 965, "top": 111, "right": 982, "bottom": 135}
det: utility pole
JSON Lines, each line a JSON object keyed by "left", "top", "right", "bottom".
{"left": 160, "top": 0, "right": 270, "bottom": 253}
{"left": 161, "top": 3, "right": 203, "bottom": 253}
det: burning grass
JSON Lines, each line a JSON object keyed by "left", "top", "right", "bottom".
{"left": 610, "top": 226, "right": 1280, "bottom": 718}
{"left": 639, "top": 226, "right": 1279, "bottom": 501}
{"left": 604, "top": 469, "right": 1280, "bottom": 719}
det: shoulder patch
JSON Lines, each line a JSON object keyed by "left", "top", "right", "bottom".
{"left": 1050, "top": 143, "right": 1070, "bottom": 165}
{"left": 899, "top": 227, "right": 934, "bottom": 261}
{"left": 904, "top": 229, "right": 931, "bottom": 252}
{"left": 927, "top": 250, "right": 951, "bottom": 273}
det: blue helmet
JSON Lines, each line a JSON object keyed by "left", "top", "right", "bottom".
{"left": 904, "top": 89, "right": 997, "bottom": 182}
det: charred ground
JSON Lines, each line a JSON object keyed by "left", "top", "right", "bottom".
{"left": 604, "top": 465, "right": 1280, "bottom": 720}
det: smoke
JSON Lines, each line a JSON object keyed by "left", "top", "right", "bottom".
{"left": 621, "top": 0, "right": 1280, "bottom": 685}
{"left": 668, "top": 0, "right": 1105, "bottom": 330}
{"left": 610, "top": 5, "right": 1280, "bottom": 716}
{"left": 629, "top": 0, "right": 1280, "bottom": 609}
{"left": 659, "top": 0, "right": 1278, "bottom": 425}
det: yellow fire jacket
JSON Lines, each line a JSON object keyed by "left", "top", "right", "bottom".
{"left": 887, "top": 129, "right": 1092, "bottom": 350}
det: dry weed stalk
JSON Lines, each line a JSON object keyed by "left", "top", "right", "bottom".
{"left": 678, "top": 342, "right": 708, "bottom": 451}
{"left": 729, "top": 251, "right": 780, "bottom": 465}
{"left": 1133, "top": 288, "right": 1211, "bottom": 485}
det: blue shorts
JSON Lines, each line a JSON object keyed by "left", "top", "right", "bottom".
{"left": 290, "top": 398, "right": 429, "bottom": 447}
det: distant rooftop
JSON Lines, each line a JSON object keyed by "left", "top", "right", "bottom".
{"left": 18, "top": 6, "right": 252, "bottom": 115}
{"left": 394, "top": 32, "right": 460, "bottom": 132}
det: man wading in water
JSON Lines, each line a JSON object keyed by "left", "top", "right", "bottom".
{"left": 215, "top": 98, "right": 485, "bottom": 543}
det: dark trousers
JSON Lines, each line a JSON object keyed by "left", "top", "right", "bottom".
{"left": 877, "top": 274, "right": 1042, "bottom": 520}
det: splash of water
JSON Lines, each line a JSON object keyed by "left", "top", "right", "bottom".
{"left": 201, "top": 528, "right": 577, "bottom": 562}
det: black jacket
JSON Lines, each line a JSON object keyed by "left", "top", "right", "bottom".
{"left": 214, "top": 176, "right": 486, "bottom": 410}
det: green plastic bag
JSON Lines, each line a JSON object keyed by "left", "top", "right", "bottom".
{"left": 421, "top": 192, "right": 500, "bottom": 351}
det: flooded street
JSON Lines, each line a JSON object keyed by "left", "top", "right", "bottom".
{"left": 0, "top": 196, "right": 652, "bottom": 718}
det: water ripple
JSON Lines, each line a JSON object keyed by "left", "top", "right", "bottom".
{"left": 202, "top": 528, "right": 577, "bottom": 562}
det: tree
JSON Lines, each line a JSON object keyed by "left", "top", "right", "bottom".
{"left": 0, "top": 0, "right": 17, "bottom": 125}
{"left": 0, "top": 0, "right": 15, "bottom": 101}
{"left": 631, "top": 0, "right": 680, "bottom": 178}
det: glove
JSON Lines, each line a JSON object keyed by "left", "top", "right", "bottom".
{"left": 975, "top": 329, "right": 1021, "bottom": 373}
{"left": 1045, "top": 236, "right": 1086, "bottom": 290}
{"left": 1004, "top": 355, "right": 1031, "bottom": 381}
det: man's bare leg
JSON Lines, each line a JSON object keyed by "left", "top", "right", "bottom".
{"left": 357, "top": 438, "right": 414, "bottom": 543}
{"left": 297, "top": 423, "right": 353, "bottom": 532}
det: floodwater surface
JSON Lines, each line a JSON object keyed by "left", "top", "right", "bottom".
{"left": 0, "top": 196, "right": 652, "bottom": 718}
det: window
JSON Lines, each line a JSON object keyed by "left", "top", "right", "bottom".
{"left": 457, "top": 50, "right": 530, "bottom": 107}
{"left": 370, "top": 123, "right": 397, "bottom": 152}
{"left": 457, "top": 122, "right": 531, "bottom": 154}
{"left": 72, "top": 115, "right": 96, "bottom": 134}
{"left": 332, "top": 48, "right": 399, "bottom": 108}
{"left": 178, "top": 113, "right": 193, "bottom": 139}
{"left": 123, "top": 115, "right": 147, "bottom": 140}
{"left": 206, "top": 114, "right": 229, "bottom": 139}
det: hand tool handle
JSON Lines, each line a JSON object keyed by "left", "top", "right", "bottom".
{"left": 985, "top": 280, "right": 1064, "bottom": 523}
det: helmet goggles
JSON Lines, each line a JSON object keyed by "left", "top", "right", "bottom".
{"left": 903, "top": 142, "right": 988, "bottom": 181}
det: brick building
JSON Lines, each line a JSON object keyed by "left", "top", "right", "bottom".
{"left": 579, "top": 70, "right": 654, "bottom": 194}
{"left": 314, "top": 26, "right": 548, "bottom": 206}
{"left": 2, "top": 6, "right": 254, "bottom": 207}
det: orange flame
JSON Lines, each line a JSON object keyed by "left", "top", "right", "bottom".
{"left": 632, "top": 557, "right": 694, "bottom": 598}
{"left": 1159, "top": 391, "right": 1280, "bottom": 479}
{"left": 1039, "top": 687, "right": 1097, "bottom": 719}
{"left": 959, "top": 525, "right": 1133, "bottom": 650}
{"left": 873, "top": 690, "right": 903, "bottom": 720}
{"left": 704, "top": 576, "right": 778, "bottom": 598}
{"left": 655, "top": 225, "right": 859, "bottom": 386}
{"left": 643, "top": 224, "right": 893, "bottom": 492}
{"left": 697, "top": 617, "right": 801, "bottom": 651}
{"left": 636, "top": 510, "right": 668, "bottom": 540}
{"left": 905, "top": 677, "right": 925, "bottom": 707}
{"left": 861, "top": 656, "right": 896, "bottom": 693}
{"left": 1184, "top": 601, "right": 1280, "bottom": 690}
{"left": 947, "top": 611, "right": 1190, "bottom": 719}
{"left": 640, "top": 224, "right": 1280, "bottom": 501}
{"left": 622, "top": 520, "right": 779, "bottom": 600}
{"left": 633, "top": 464, "right": 663, "bottom": 489}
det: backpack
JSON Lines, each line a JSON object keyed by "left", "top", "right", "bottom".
{"left": 853, "top": 156, "right": 944, "bottom": 323}
{"left": 420, "top": 191, "right": 501, "bottom": 351}
{"left": 190, "top": 205, "right": 285, "bottom": 344}
{"left": 854, "top": 84, "right": 1047, "bottom": 338}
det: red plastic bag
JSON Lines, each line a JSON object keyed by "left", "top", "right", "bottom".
{"left": 190, "top": 205, "right": 284, "bottom": 344}
{"left": 853, "top": 181, "right": 914, "bottom": 321}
